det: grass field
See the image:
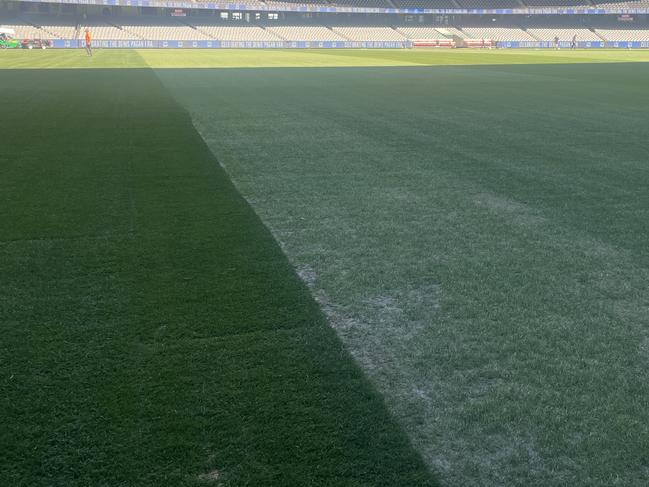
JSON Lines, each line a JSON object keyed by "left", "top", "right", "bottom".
{"left": 2, "top": 49, "right": 649, "bottom": 486}
{"left": 2, "top": 48, "right": 649, "bottom": 69}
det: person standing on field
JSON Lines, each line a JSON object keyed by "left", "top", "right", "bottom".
{"left": 85, "top": 28, "right": 92, "bottom": 57}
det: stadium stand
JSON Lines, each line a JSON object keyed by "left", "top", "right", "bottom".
{"left": 37, "top": 22, "right": 76, "bottom": 39}
{"left": 5, "top": 18, "right": 649, "bottom": 44}
{"left": 594, "top": 28, "right": 649, "bottom": 40}
{"left": 440, "top": 27, "right": 469, "bottom": 38}
{"left": 263, "top": 0, "right": 393, "bottom": 7}
{"left": 194, "top": 22, "right": 283, "bottom": 41}
{"left": 329, "top": 0, "right": 394, "bottom": 7}
{"left": 455, "top": 0, "right": 523, "bottom": 7}
{"left": 526, "top": 27, "right": 602, "bottom": 41}
{"left": 261, "top": 1, "right": 316, "bottom": 8}
{"left": 265, "top": 25, "right": 347, "bottom": 41}
{"left": 78, "top": 21, "right": 139, "bottom": 40}
{"left": 522, "top": 0, "right": 593, "bottom": 6}
{"left": 331, "top": 26, "right": 408, "bottom": 41}
{"left": 2, "top": 14, "right": 76, "bottom": 39}
{"left": 117, "top": 18, "right": 212, "bottom": 41}
{"left": 461, "top": 26, "right": 537, "bottom": 41}
{"left": 1, "top": 21, "right": 51, "bottom": 39}
{"left": 595, "top": 0, "right": 649, "bottom": 6}
{"left": 4, "top": 0, "right": 649, "bottom": 46}
{"left": 396, "top": 26, "right": 452, "bottom": 39}
{"left": 189, "top": 0, "right": 267, "bottom": 4}
{"left": 264, "top": 0, "right": 329, "bottom": 4}
{"left": 391, "top": 0, "right": 458, "bottom": 8}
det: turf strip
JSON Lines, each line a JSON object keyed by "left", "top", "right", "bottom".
{"left": 2, "top": 49, "right": 649, "bottom": 70}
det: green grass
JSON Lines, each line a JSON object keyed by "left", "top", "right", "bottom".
{"left": 2, "top": 48, "right": 649, "bottom": 69}
{"left": 0, "top": 68, "right": 435, "bottom": 486}
{"left": 2, "top": 49, "right": 649, "bottom": 486}
{"left": 157, "top": 62, "right": 649, "bottom": 485}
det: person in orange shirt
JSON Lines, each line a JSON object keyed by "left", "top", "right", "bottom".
{"left": 84, "top": 28, "right": 92, "bottom": 57}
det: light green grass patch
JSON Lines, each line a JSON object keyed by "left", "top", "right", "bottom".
{"left": 3, "top": 48, "right": 649, "bottom": 70}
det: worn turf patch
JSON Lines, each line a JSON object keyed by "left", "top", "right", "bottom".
{"left": 0, "top": 68, "right": 435, "bottom": 486}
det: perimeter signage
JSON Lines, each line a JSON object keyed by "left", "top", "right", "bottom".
{"left": 14, "top": 0, "right": 649, "bottom": 15}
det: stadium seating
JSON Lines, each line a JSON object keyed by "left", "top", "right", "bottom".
{"left": 522, "top": 0, "right": 592, "bottom": 6}
{"left": 440, "top": 27, "right": 469, "bottom": 38}
{"left": 193, "top": 23, "right": 283, "bottom": 41}
{"left": 391, "top": 0, "right": 459, "bottom": 8}
{"left": 79, "top": 21, "right": 139, "bottom": 40}
{"left": 265, "top": 25, "right": 347, "bottom": 41}
{"left": 526, "top": 27, "right": 602, "bottom": 41}
{"left": 331, "top": 26, "right": 408, "bottom": 41}
{"left": 595, "top": 0, "right": 649, "bottom": 6}
{"left": 190, "top": 0, "right": 268, "bottom": 4}
{"left": 264, "top": 0, "right": 393, "bottom": 5}
{"left": 1, "top": 22, "right": 52, "bottom": 39}
{"left": 262, "top": 1, "right": 321, "bottom": 8}
{"left": 118, "top": 18, "right": 212, "bottom": 41}
{"left": 455, "top": 0, "right": 523, "bottom": 7}
{"left": 38, "top": 23, "right": 77, "bottom": 39}
{"left": 331, "top": 0, "right": 394, "bottom": 7}
{"left": 396, "top": 26, "right": 452, "bottom": 39}
{"left": 266, "top": 0, "right": 330, "bottom": 4}
{"left": 5, "top": 16, "right": 77, "bottom": 39}
{"left": 595, "top": 28, "right": 649, "bottom": 40}
{"left": 461, "top": 26, "right": 536, "bottom": 41}
{"left": 4, "top": 13, "right": 649, "bottom": 45}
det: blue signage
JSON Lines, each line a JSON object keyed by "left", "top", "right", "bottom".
{"left": 16, "top": 0, "right": 649, "bottom": 15}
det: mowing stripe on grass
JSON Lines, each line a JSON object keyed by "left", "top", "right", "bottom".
{"left": 158, "top": 64, "right": 649, "bottom": 486}
{"left": 0, "top": 68, "right": 436, "bottom": 486}
{"left": 2, "top": 49, "right": 649, "bottom": 70}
